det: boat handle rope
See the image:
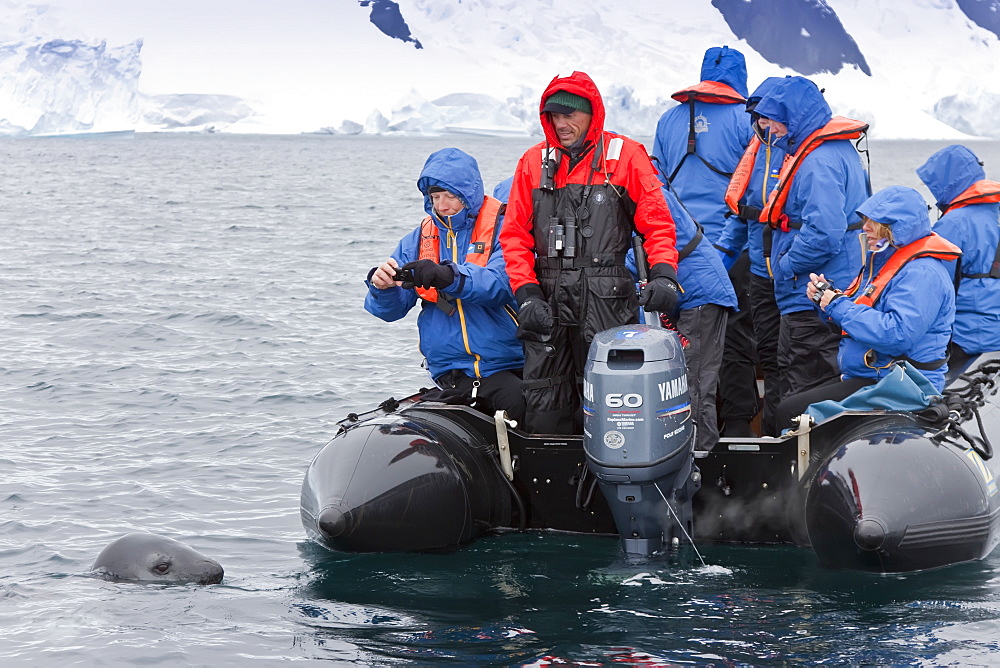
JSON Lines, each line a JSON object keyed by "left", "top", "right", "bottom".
{"left": 492, "top": 410, "right": 527, "bottom": 532}
{"left": 493, "top": 410, "right": 515, "bottom": 480}
{"left": 921, "top": 360, "right": 999, "bottom": 460}
{"left": 786, "top": 413, "right": 814, "bottom": 479}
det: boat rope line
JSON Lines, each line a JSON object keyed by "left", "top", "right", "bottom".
{"left": 918, "top": 359, "right": 1000, "bottom": 460}
{"left": 489, "top": 450, "right": 527, "bottom": 532}
{"left": 574, "top": 461, "right": 599, "bottom": 511}
{"left": 655, "top": 482, "right": 706, "bottom": 567}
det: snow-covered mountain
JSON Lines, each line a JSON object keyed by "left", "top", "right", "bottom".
{"left": 1, "top": 0, "right": 998, "bottom": 139}
{"left": 345, "top": 0, "right": 1000, "bottom": 140}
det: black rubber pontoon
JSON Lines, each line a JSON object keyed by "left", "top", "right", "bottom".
{"left": 301, "top": 353, "right": 1000, "bottom": 573}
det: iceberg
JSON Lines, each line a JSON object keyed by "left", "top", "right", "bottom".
{"left": 0, "top": 37, "right": 141, "bottom": 136}
{"left": 139, "top": 93, "right": 257, "bottom": 133}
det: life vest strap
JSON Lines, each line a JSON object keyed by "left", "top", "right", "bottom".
{"left": 523, "top": 373, "right": 576, "bottom": 390}
{"left": 961, "top": 241, "right": 1000, "bottom": 280}
{"left": 773, "top": 218, "right": 865, "bottom": 233}
{"left": 666, "top": 99, "right": 734, "bottom": 184}
{"left": 535, "top": 253, "right": 628, "bottom": 270}
{"left": 738, "top": 204, "right": 763, "bottom": 221}
{"left": 896, "top": 355, "right": 948, "bottom": 371}
{"left": 678, "top": 226, "right": 703, "bottom": 262}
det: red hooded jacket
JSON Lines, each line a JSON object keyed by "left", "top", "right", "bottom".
{"left": 499, "top": 71, "right": 678, "bottom": 294}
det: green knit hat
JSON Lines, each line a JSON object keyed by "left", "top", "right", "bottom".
{"left": 542, "top": 90, "right": 592, "bottom": 115}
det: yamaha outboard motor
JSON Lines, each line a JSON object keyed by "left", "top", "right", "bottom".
{"left": 583, "top": 324, "right": 699, "bottom": 559}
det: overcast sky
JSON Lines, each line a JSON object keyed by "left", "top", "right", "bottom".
{"left": 54, "top": 1, "right": 364, "bottom": 95}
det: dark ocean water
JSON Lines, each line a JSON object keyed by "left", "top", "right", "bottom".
{"left": 2, "top": 133, "right": 1000, "bottom": 666}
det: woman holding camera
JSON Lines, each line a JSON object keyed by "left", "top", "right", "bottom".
{"left": 364, "top": 147, "right": 525, "bottom": 423}
{"left": 774, "top": 185, "right": 960, "bottom": 431}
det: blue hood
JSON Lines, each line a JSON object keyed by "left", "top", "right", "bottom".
{"left": 700, "top": 45, "right": 748, "bottom": 98}
{"left": 856, "top": 186, "right": 932, "bottom": 247}
{"left": 746, "top": 76, "right": 787, "bottom": 112}
{"left": 416, "top": 147, "right": 485, "bottom": 229}
{"left": 916, "top": 144, "right": 985, "bottom": 210}
{"left": 753, "top": 76, "right": 832, "bottom": 155}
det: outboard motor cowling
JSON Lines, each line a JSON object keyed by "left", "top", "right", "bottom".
{"left": 583, "top": 325, "right": 699, "bottom": 559}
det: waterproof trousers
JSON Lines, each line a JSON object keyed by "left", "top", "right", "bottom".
{"left": 718, "top": 251, "right": 760, "bottom": 431}
{"left": 777, "top": 309, "right": 842, "bottom": 402}
{"left": 435, "top": 368, "right": 526, "bottom": 426}
{"left": 748, "top": 272, "right": 782, "bottom": 436}
{"left": 775, "top": 376, "right": 876, "bottom": 433}
{"left": 678, "top": 304, "right": 729, "bottom": 451}
{"left": 521, "top": 325, "right": 589, "bottom": 434}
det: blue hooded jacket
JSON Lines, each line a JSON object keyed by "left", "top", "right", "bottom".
{"left": 752, "top": 76, "right": 868, "bottom": 314}
{"left": 917, "top": 144, "right": 1000, "bottom": 354}
{"left": 652, "top": 46, "right": 753, "bottom": 242}
{"left": 364, "top": 148, "right": 523, "bottom": 380}
{"left": 627, "top": 187, "right": 738, "bottom": 312}
{"left": 716, "top": 76, "right": 787, "bottom": 278}
{"left": 492, "top": 176, "right": 513, "bottom": 203}
{"left": 823, "top": 186, "right": 956, "bottom": 391}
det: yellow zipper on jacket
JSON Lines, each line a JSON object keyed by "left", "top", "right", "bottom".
{"left": 439, "top": 212, "right": 483, "bottom": 378}
{"left": 764, "top": 138, "right": 775, "bottom": 279}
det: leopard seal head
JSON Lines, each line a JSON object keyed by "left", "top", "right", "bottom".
{"left": 91, "top": 533, "right": 224, "bottom": 585}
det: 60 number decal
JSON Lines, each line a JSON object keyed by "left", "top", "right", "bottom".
{"left": 605, "top": 393, "right": 643, "bottom": 408}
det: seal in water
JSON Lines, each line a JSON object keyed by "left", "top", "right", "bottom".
{"left": 91, "top": 533, "right": 224, "bottom": 585}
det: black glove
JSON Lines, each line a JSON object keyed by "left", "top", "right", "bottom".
{"left": 401, "top": 259, "right": 456, "bottom": 290}
{"left": 514, "top": 284, "right": 553, "bottom": 341}
{"left": 639, "top": 263, "right": 681, "bottom": 317}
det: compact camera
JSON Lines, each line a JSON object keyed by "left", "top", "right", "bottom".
{"left": 393, "top": 267, "right": 415, "bottom": 284}
{"left": 810, "top": 279, "right": 832, "bottom": 305}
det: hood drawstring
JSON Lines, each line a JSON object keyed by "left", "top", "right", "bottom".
{"left": 434, "top": 212, "right": 457, "bottom": 257}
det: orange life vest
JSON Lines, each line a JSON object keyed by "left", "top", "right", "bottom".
{"left": 415, "top": 195, "right": 503, "bottom": 304}
{"left": 671, "top": 80, "right": 746, "bottom": 105}
{"left": 759, "top": 116, "right": 868, "bottom": 230}
{"left": 942, "top": 179, "right": 1000, "bottom": 213}
{"left": 942, "top": 180, "right": 1000, "bottom": 280}
{"left": 724, "top": 134, "right": 761, "bottom": 217}
{"left": 844, "top": 233, "right": 962, "bottom": 308}
{"left": 665, "top": 81, "right": 746, "bottom": 184}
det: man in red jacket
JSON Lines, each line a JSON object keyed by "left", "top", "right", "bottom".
{"left": 500, "top": 71, "right": 680, "bottom": 434}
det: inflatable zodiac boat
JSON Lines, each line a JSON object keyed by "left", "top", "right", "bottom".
{"left": 301, "top": 325, "right": 1000, "bottom": 573}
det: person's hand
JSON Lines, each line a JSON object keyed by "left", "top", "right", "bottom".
{"left": 805, "top": 272, "right": 826, "bottom": 303}
{"left": 818, "top": 288, "right": 842, "bottom": 311}
{"left": 400, "top": 259, "right": 456, "bottom": 289}
{"left": 369, "top": 259, "right": 400, "bottom": 290}
{"left": 639, "top": 263, "right": 681, "bottom": 317}
{"left": 807, "top": 272, "right": 842, "bottom": 311}
{"left": 514, "top": 284, "right": 553, "bottom": 341}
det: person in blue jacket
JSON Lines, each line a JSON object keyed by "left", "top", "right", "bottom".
{"left": 775, "top": 186, "right": 959, "bottom": 430}
{"left": 365, "top": 148, "right": 525, "bottom": 423}
{"left": 653, "top": 45, "right": 753, "bottom": 239}
{"left": 715, "top": 76, "right": 786, "bottom": 435}
{"left": 917, "top": 144, "right": 1000, "bottom": 362}
{"left": 652, "top": 45, "right": 758, "bottom": 438}
{"left": 492, "top": 175, "right": 513, "bottom": 204}
{"left": 753, "top": 76, "right": 868, "bottom": 402}
{"left": 641, "top": 187, "right": 738, "bottom": 451}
